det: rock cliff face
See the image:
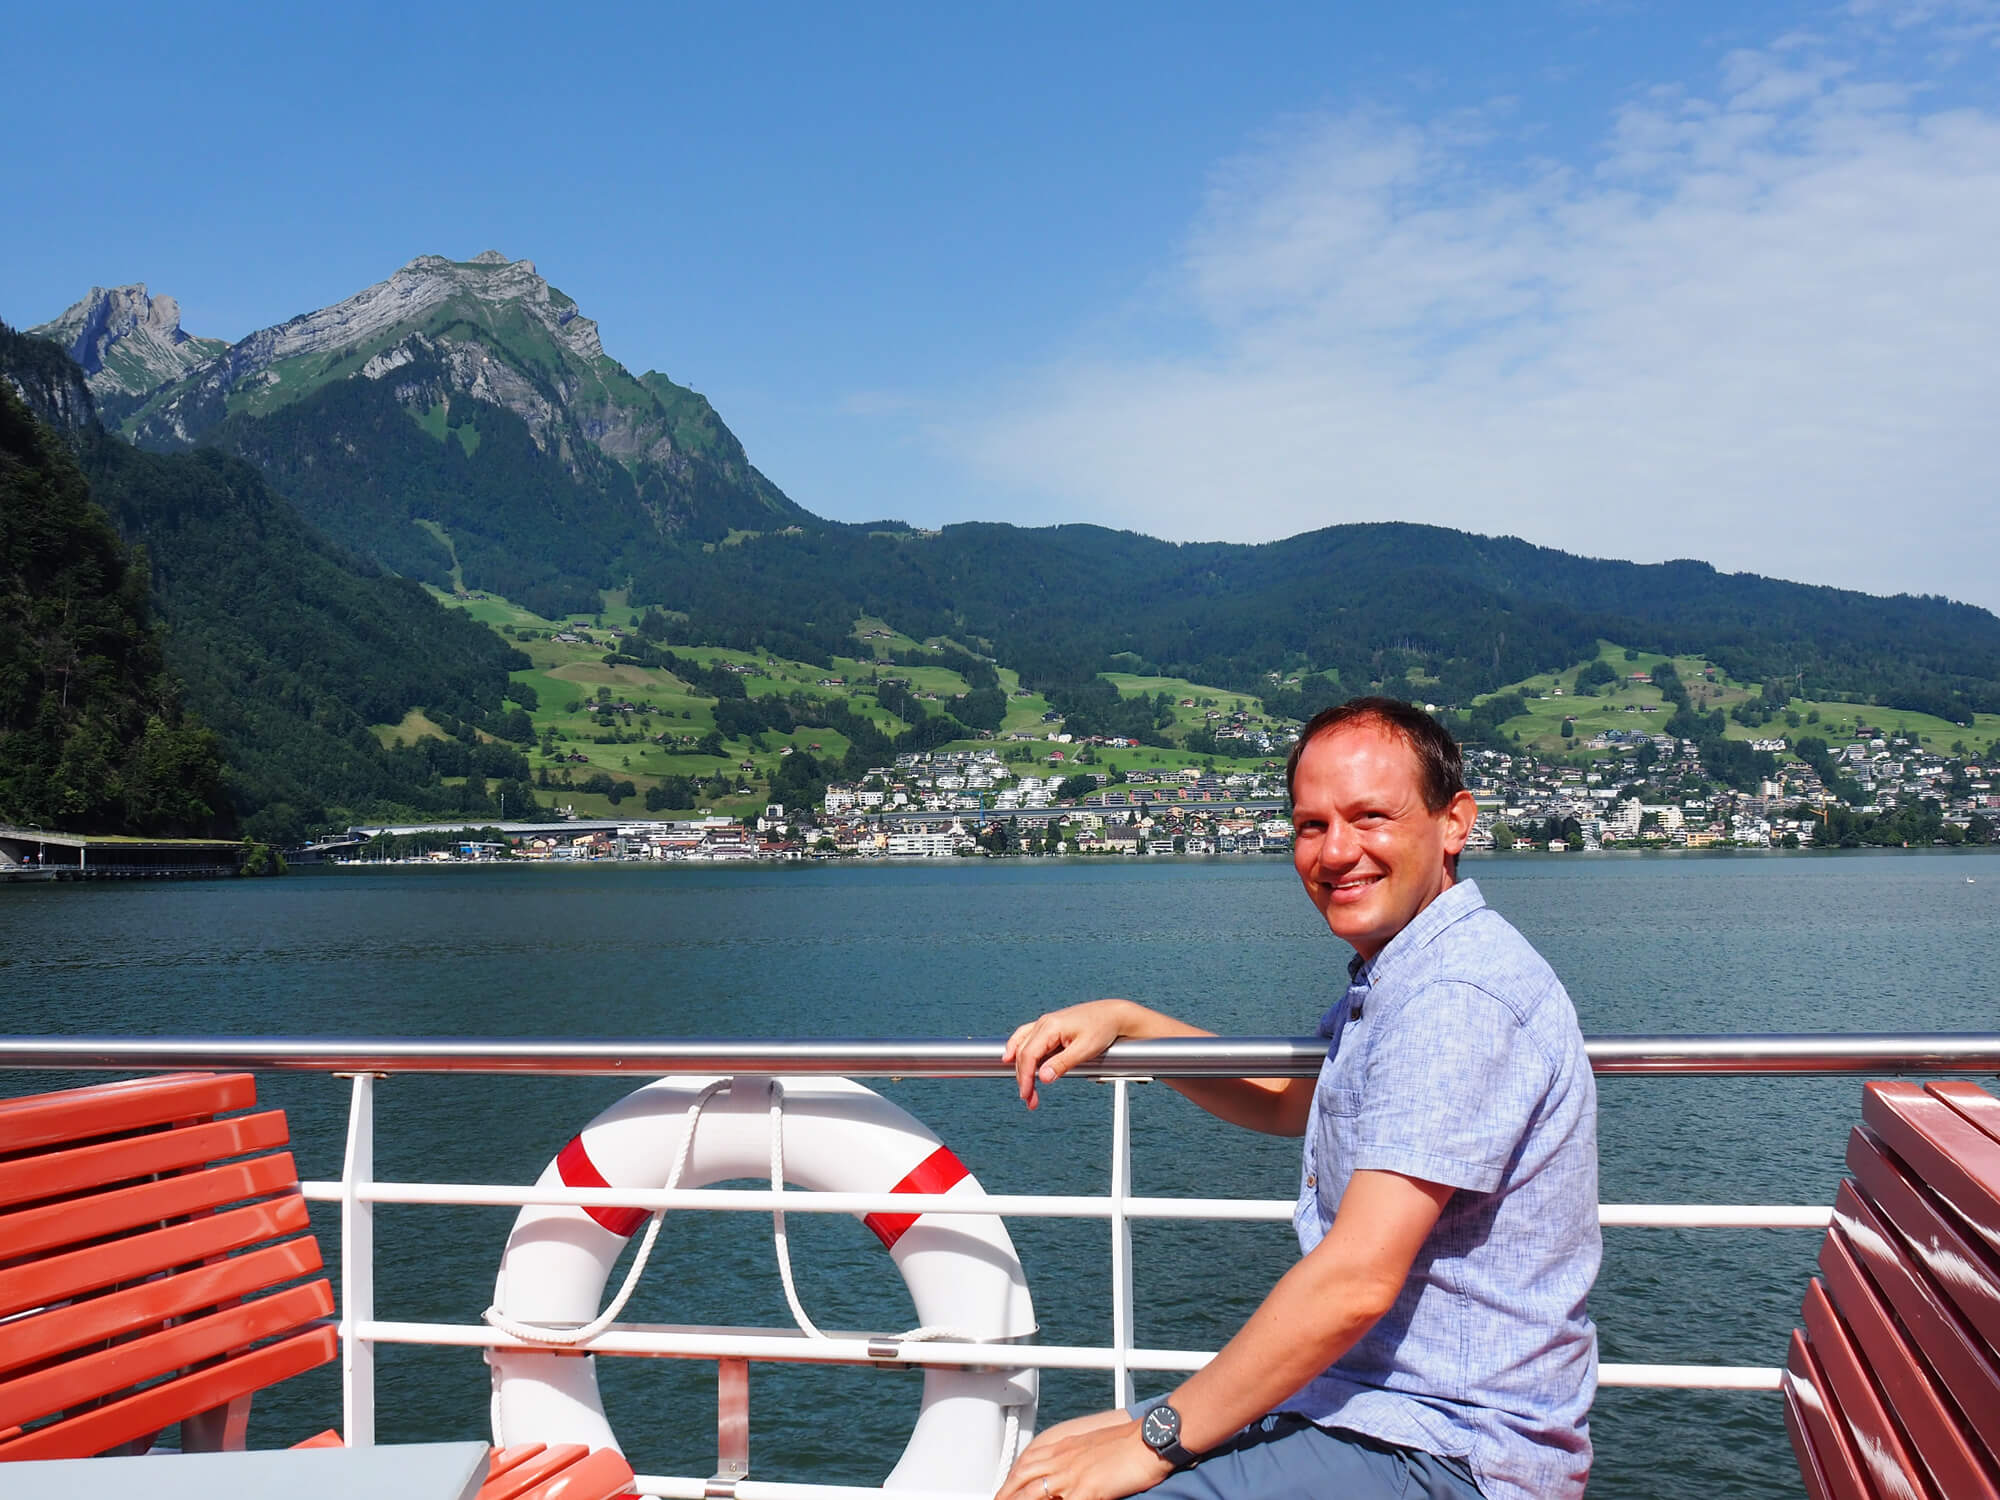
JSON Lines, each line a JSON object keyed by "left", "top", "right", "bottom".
{"left": 120, "top": 252, "right": 702, "bottom": 476}
{"left": 30, "top": 253, "right": 811, "bottom": 596}
{"left": 1, "top": 331, "right": 97, "bottom": 435}
{"left": 29, "top": 285, "right": 224, "bottom": 400}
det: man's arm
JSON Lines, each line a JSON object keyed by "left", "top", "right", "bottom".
{"left": 997, "top": 1168, "right": 1452, "bottom": 1500}
{"left": 1003, "top": 999, "right": 1313, "bottom": 1136}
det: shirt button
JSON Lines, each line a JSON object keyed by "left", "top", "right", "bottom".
{"left": 1306, "top": 1173, "right": 1317, "bottom": 1188}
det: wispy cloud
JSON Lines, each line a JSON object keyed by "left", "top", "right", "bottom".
{"left": 943, "top": 12, "right": 2000, "bottom": 607}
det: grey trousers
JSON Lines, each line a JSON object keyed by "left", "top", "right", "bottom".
{"left": 1128, "top": 1401, "right": 1484, "bottom": 1500}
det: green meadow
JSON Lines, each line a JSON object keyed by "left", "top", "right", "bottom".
{"left": 408, "top": 592, "right": 1282, "bottom": 818}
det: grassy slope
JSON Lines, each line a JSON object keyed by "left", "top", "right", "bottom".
{"left": 428, "top": 591, "right": 1283, "bottom": 819}
{"left": 1475, "top": 639, "right": 2000, "bottom": 759}
{"left": 400, "top": 596, "right": 2000, "bottom": 821}
{"left": 370, "top": 708, "right": 452, "bottom": 748}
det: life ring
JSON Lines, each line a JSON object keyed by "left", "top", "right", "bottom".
{"left": 487, "top": 1076, "right": 1038, "bottom": 1490}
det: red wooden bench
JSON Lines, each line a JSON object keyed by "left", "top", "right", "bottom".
{"left": 0, "top": 1073, "right": 634, "bottom": 1497}
{"left": 1784, "top": 1079, "right": 2000, "bottom": 1500}
{"left": 0, "top": 1071, "right": 335, "bottom": 1459}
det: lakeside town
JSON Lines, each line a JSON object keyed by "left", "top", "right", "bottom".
{"left": 334, "top": 722, "right": 1999, "bottom": 865}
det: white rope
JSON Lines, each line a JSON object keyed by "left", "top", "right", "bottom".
{"left": 483, "top": 1077, "right": 732, "bottom": 1346}
{"left": 767, "top": 1079, "right": 829, "bottom": 1341}
{"left": 762, "top": 1081, "right": 1032, "bottom": 1491}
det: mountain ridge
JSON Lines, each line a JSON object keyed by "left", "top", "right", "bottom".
{"left": 35, "top": 252, "right": 812, "bottom": 610}
{"left": 29, "top": 285, "right": 225, "bottom": 409}
{"left": 25, "top": 252, "right": 2000, "bottom": 728}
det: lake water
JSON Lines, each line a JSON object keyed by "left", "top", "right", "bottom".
{"left": 4, "top": 850, "right": 1997, "bottom": 1497}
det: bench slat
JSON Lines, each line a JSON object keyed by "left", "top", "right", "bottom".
{"left": 1932, "top": 1081, "right": 2000, "bottom": 1147}
{"left": 1803, "top": 1277, "right": 1937, "bottom": 1499}
{"left": 1783, "top": 1390, "right": 1835, "bottom": 1500}
{"left": 0, "top": 1189, "right": 310, "bottom": 1320}
{"left": 0, "top": 1074, "right": 256, "bottom": 1155}
{"left": 1785, "top": 1329, "right": 1877, "bottom": 1500}
{"left": 1849, "top": 1123, "right": 2000, "bottom": 1356}
{"left": 0, "top": 1236, "right": 323, "bottom": 1379}
{"left": 1821, "top": 1223, "right": 1999, "bottom": 1499}
{"left": 505, "top": 1445, "right": 635, "bottom": 1499}
{"left": 0, "top": 1279, "right": 333, "bottom": 1431}
{"left": 0, "top": 1323, "right": 336, "bottom": 1461}
{"left": 0, "top": 1111, "right": 291, "bottom": 1211}
{"left": 477, "top": 1442, "right": 594, "bottom": 1500}
{"left": 0, "top": 1151, "right": 299, "bottom": 1261}
{"left": 1864, "top": 1082, "right": 2000, "bottom": 1259}
{"left": 1832, "top": 1180, "right": 2000, "bottom": 1460}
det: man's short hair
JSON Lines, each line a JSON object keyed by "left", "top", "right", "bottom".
{"left": 1285, "top": 696, "right": 1467, "bottom": 812}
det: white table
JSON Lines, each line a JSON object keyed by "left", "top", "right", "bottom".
{"left": 0, "top": 1441, "right": 492, "bottom": 1500}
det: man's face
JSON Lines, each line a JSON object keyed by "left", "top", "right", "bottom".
{"left": 1290, "top": 721, "right": 1477, "bottom": 961}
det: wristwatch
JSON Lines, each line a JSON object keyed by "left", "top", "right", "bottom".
{"left": 1139, "top": 1401, "right": 1200, "bottom": 1469}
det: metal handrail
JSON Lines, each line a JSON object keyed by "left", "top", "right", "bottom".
{"left": 3, "top": 1031, "right": 1999, "bottom": 1076}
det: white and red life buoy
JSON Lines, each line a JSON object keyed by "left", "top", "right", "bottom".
{"left": 487, "top": 1076, "right": 1037, "bottom": 1491}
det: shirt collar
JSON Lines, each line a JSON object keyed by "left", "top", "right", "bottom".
{"left": 1348, "top": 877, "right": 1487, "bottom": 989}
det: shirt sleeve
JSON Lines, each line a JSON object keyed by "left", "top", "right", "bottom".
{"left": 1351, "top": 981, "right": 1549, "bottom": 1194}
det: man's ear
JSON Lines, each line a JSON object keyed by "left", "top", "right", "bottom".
{"left": 1441, "top": 789, "right": 1478, "bottom": 854}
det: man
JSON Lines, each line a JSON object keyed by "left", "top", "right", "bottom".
{"left": 998, "top": 697, "right": 1598, "bottom": 1500}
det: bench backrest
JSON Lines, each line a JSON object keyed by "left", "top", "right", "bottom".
{"left": 1785, "top": 1079, "right": 2000, "bottom": 1500}
{"left": 0, "top": 1072, "right": 337, "bottom": 1460}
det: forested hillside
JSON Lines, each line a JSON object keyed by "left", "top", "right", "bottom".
{"left": 631, "top": 521, "right": 2000, "bottom": 725}
{"left": 3, "top": 327, "right": 545, "bottom": 842}
{"left": 0, "top": 349, "right": 230, "bottom": 835}
{"left": 83, "top": 437, "right": 541, "bottom": 840}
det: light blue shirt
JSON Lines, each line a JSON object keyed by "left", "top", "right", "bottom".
{"left": 1288, "top": 879, "right": 1599, "bottom": 1500}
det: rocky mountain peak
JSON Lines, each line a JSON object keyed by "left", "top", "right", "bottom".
{"left": 257, "top": 252, "right": 604, "bottom": 372}
{"left": 29, "top": 284, "right": 223, "bottom": 399}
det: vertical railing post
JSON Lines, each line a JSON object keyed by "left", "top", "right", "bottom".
{"left": 713, "top": 1357, "right": 750, "bottom": 1490}
{"left": 1109, "top": 1077, "right": 1136, "bottom": 1410}
{"left": 340, "top": 1073, "right": 377, "bottom": 1447}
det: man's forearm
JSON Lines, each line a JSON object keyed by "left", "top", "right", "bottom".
{"left": 1107, "top": 1003, "right": 1312, "bottom": 1136}
{"left": 1165, "top": 1075, "right": 1311, "bottom": 1135}
{"left": 1164, "top": 1241, "right": 1386, "bottom": 1451}
{"left": 1165, "top": 1169, "right": 1454, "bottom": 1454}
{"left": 1004, "top": 998, "right": 1313, "bottom": 1132}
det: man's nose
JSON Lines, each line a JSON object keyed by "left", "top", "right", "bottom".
{"left": 1316, "top": 818, "right": 1358, "bottom": 869}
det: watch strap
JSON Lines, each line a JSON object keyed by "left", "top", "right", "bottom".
{"left": 1141, "top": 1402, "right": 1201, "bottom": 1469}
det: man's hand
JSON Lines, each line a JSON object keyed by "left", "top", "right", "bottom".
{"left": 997, "top": 1411, "right": 1171, "bottom": 1500}
{"left": 1002, "top": 1000, "right": 1307, "bottom": 1132}
{"left": 1002, "top": 1000, "right": 1139, "bottom": 1109}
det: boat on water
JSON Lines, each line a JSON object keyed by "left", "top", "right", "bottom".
{"left": 3, "top": 1029, "right": 1997, "bottom": 1498}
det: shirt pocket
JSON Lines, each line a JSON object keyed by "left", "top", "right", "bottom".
{"left": 1317, "top": 1085, "right": 1362, "bottom": 1117}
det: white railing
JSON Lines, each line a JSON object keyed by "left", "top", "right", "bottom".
{"left": 8, "top": 1033, "right": 2000, "bottom": 1496}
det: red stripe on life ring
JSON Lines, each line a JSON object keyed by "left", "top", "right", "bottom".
{"left": 864, "top": 1144, "right": 971, "bottom": 1249}
{"left": 557, "top": 1135, "right": 650, "bottom": 1237}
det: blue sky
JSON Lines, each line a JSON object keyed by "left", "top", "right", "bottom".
{"left": 5, "top": 2, "right": 1997, "bottom": 606}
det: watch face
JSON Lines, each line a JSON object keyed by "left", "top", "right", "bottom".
{"left": 1142, "top": 1404, "right": 1180, "bottom": 1451}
